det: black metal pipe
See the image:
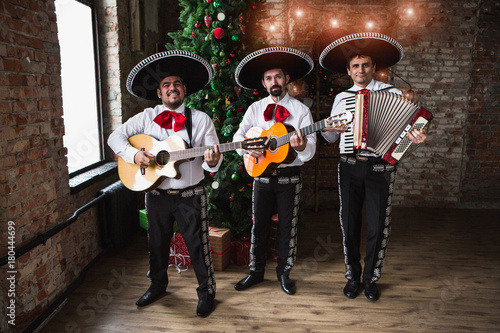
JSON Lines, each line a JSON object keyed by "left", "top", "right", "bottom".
{"left": 0, "top": 193, "right": 106, "bottom": 266}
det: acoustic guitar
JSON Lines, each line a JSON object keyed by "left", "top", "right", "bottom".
{"left": 118, "top": 134, "right": 268, "bottom": 192}
{"left": 243, "top": 112, "right": 353, "bottom": 177}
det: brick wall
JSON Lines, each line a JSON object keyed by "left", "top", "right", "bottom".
{"left": 462, "top": 0, "right": 500, "bottom": 207}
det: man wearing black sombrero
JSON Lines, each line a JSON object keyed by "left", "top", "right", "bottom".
{"left": 318, "top": 31, "right": 427, "bottom": 301}
{"left": 108, "top": 51, "right": 221, "bottom": 316}
{"left": 232, "top": 47, "right": 317, "bottom": 295}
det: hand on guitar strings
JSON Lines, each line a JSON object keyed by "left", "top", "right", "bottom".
{"left": 406, "top": 128, "right": 427, "bottom": 144}
{"left": 205, "top": 145, "right": 221, "bottom": 167}
{"left": 290, "top": 129, "right": 307, "bottom": 152}
{"left": 134, "top": 150, "right": 155, "bottom": 168}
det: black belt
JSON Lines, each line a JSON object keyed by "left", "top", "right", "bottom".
{"left": 341, "top": 155, "right": 386, "bottom": 164}
{"left": 154, "top": 183, "right": 204, "bottom": 196}
{"left": 270, "top": 166, "right": 300, "bottom": 177}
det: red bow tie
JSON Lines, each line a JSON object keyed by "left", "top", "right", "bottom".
{"left": 263, "top": 104, "right": 290, "bottom": 123}
{"left": 154, "top": 110, "right": 186, "bottom": 131}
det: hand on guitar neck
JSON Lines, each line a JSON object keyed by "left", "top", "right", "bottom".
{"left": 134, "top": 144, "right": 221, "bottom": 168}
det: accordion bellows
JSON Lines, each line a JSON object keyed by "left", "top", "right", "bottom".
{"left": 339, "top": 90, "right": 433, "bottom": 165}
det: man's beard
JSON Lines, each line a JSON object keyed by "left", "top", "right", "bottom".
{"left": 166, "top": 100, "right": 183, "bottom": 109}
{"left": 164, "top": 90, "right": 183, "bottom": 109}
{"left": 269, "top": 85, "right": 283, "bottom": 97}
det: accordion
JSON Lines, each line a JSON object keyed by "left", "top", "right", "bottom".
{"left": 339, "top": 89, "right": 433, "bottom": 165}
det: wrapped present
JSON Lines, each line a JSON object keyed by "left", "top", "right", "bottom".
{"left": 169, "top": 232, "right": 191, "bottom": 269}
{"left": 139, "top": 210, "right": 178, "bottom": 232}
{"left": 231, "top": 239, "right": 251, "bottom": 266}
{"left": 209, "top": 227, "right": 231, "bottom": 271}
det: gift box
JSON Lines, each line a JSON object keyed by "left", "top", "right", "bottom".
{"left": 231, "top": 239, "right": 251, "bottom": 266}
{"left": 139, "top": 209, "right": 178, "bottom": 232}
{"left": 209, "top": 227, "right": 231, "bottom": 271}
{"left": 169, "top": 232, "right": 191, "bottom": 267}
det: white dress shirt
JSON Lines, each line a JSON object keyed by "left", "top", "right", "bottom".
{"left": 108, "top": 103, "right": 222, "bottom": 189}
{"left": 233, "top": 93, "right": 317, "bottom": 167}
{"left": 321, "top": 79, "right": 402, "bottom": 157}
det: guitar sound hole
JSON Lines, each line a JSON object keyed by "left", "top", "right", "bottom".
{"left": 156, "top": 151, "right": 170, "bottom": 166}
{"left": 268, "top": 138, "right": 277, "bottom": 151}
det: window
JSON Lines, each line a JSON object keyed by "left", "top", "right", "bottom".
{"left": 55, "top": 0, "right": 103, "bottom": 174}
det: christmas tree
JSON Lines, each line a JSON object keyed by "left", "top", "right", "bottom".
{"left": 165, "top": 0, "right": 267, "bottom": 240}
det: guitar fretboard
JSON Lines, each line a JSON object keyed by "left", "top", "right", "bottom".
{"left": 168, "top": 141, "right": 244, "bottom": 161}
{"left": 276, "top": 119, "right": 328, "bottom": 148}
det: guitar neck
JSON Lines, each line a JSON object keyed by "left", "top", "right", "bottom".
{"left": 276, "top": 119, "right": 327, "bottom": 147}
{"left": 169, "top": 141, "right": 243, "bottom": 160}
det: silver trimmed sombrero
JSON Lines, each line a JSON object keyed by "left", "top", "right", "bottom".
{"left": 235, "top": 47, "right": 314, "bottom": 90}
{"left": 126, "top": 50, "right": 213, "bottom": 100}
{"left": 317, "top": 31, "right": 404, "bottom": 73}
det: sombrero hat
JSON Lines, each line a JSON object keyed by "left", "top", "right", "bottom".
{"left": 126, "top": 50, "right": 212, "bottom": 100}
{"left": 316, "top": 30, "right": 403, "bottom": 73}
{"left": 235, "top": 47, "right": 314, "bottom": 90}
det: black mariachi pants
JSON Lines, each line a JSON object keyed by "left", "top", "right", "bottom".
{"left": 338, "top": 156, "right": 397, "bottom": 283}
{"left": 249, "top": 167, "right": 301, "bottom": 278}
{"left": 145, "top": 185, "right": 215, "bottom": 301}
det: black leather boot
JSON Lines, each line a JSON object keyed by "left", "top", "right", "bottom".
{"left": 234, "top": 271, "right": 264, "bottom": 291}
{"left": 278, "top": 274, "right": 296, "bottom": 295}
{"left": 136, "top": 284, "right": 167, "bottom": 307}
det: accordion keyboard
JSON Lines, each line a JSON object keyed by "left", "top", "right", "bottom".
{"left": 339, "top": 96, "right": 356, "bottom": 154}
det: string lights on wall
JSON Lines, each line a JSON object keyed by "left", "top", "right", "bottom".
{"left": 264, "top": 1, "right": 417, "bottom": 36}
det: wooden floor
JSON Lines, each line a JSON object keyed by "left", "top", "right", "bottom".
{"left": 41, "top": 207, "right": 500, "bottom": 333}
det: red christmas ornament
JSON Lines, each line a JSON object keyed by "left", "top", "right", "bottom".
{"left": 204, "top": 15, "right": 212, "bottom": 28}
{"left": 238, "top": 165, "right": 243, "bottom": 170}
{"left": 230, "top": 53, "right": 235, "bottom": 58}
{"left": 239, "top": 16, "right": 244, "bottom": 21}
{"left": 212, "top": 63, "right": 219, "bottom": 71}
{"left": 214, "top": 27, "right": 224, "bottom": 39}
{"left": 195, "top": 22, "right": 201, "bottom": 28}
{"left": 191, "top": 32, "right": 198, "bottom": 38}
{"left": 252, "top": 5, "right": 257, "bottom": 9}
{"left": 206, "top": 0, "right": 212, "bottom": 3}
{"left": 229, "top": 195, "right": 234, "bottom": 202}
{"left": 253, "top": 91, "right": 259, "bottom": 96}
{"left": 210, "top": 172, "right": 215, "bottom": 177}
{"left": 226, "top": 59, "right": 231, "bottom": 65}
